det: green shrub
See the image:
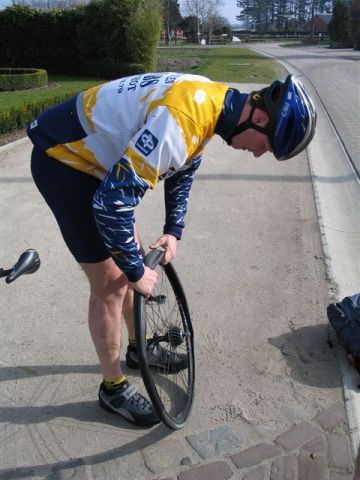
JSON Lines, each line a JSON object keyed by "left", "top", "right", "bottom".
{"left": 0, "top": 91, "right": 82, "bottom": 134}
{"left": 0, "top": 68, "right": 48, "bottom": 91}
{"left": 79, "top": 0, "right": 162, "bottom": 77}
{"left": 125, "top": 0, "right": 162, "bottom": 71}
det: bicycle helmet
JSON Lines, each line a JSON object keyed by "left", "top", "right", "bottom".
{"left": 229, "top": 75, "right": 317, "bottom": 160}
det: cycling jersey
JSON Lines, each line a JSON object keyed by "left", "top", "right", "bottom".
{"left": 27, "top": 73, "right": 237, "bottom": 281}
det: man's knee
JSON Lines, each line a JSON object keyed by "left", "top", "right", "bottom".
{"left": 81, "top": 258, "right": 129, "bottom": 300}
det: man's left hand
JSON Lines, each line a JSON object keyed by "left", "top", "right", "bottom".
{"left": 149, "top": 234, "right": 177, "bottom": 264}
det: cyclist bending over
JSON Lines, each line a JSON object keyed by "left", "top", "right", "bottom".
{"left": 28, "top": 73, "right": 316, "bottom": 427}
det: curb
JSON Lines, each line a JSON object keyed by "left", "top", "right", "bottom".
{"left": 303, "top": 69, "right": 360, "bottom": 460}
{"left": 0, "top": 136, "right": 29, "bottom": 153}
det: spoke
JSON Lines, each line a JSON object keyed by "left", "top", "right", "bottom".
{"left": 139, "top": 256, "right": 194, "bottom": 427}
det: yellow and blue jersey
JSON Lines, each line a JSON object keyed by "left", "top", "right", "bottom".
{"left": 28, "top": 73, "right": 230, "bottom": 281}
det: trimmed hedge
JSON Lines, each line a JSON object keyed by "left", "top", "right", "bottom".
{"left": 0, "top": 91, "right": 80, "bottom": 134}
{"left": 0, "top": 1, "right": 163, "bottom": 134}
{"left": 0, "top": 6, "right": 83, "bottom": 74}
{"left": 0, "top": 2, "right": 162, "bottom": 78}
{"left": 0, "top": 68, "right": 48, "bottom": 91}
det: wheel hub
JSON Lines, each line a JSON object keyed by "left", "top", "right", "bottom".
{"left": 168, "top": 325, "right": 183, "bottom": 347}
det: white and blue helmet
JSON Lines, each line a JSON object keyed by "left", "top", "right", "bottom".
{"left": 229, "top": 75, "right": 317, "bottom": 160}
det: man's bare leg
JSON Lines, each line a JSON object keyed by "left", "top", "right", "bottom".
{"left": 81, "top": 257, "right": 128, "bottom": 379}
{"left": 122, "top": 288, "right": 135, "bottom": 338}
{"left": 122, "top": 223, "right": 143, "bottom": 339}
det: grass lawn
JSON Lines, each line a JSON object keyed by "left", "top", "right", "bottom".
{"left": 0, "top": 46, "right": 286, "bottom": 113}
{"left": 0, "top": 76, "right": 104, "bottom": 112}
{"left": 156, "top": 46, "right": 287, "bottom": 83}
{"left": 280, "top": 40, "right": 330, "bottom": 47}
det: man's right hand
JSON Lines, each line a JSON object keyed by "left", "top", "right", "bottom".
{"left": 129, "top": 266, "right": 158, "bottom": 297}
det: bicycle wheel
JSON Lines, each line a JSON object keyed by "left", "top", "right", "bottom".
{"left": 134, "top": 249, "right": 195, "bottom": 430}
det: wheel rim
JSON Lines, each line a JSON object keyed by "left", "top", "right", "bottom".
{"left": 135, "top": 253, "right": 195, "bottom": 429}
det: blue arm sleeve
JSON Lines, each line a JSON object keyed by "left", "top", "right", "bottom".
{"left": 163, "top": 155, "right": 202, "bottom": 239}
{"left": 93, "top": 157, "right": 150, "bottom": 282}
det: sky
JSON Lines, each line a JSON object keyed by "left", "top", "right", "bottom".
{"left": 178, "top": 0, "right": 242, "bottom": 26}
{"left": 0, "top": 0, "right": 242, "bottom": 24}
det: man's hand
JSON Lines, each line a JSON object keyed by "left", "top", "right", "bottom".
{"left": 150, "top": 234, "right": 177, "bottom": 264}
{"left": 129, "top": 266, "right": 158, "bottom": 297}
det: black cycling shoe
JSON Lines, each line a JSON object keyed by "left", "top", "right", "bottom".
{"left": 99, "top": 381, "right": 161, "bottom": 427}
{"left": 126, "top": 341, "right": 188, "bottom": 374}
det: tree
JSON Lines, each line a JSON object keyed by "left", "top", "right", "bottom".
{"left": 180, "top": 14, "right": 198, "bottom": 33}
{"left": 236, "top": 0, "right": 274, "bottom": 31}
{"left": 212, "top": 15, "right": 232, "bottom": 41}
{"left": 236, "top": 0, "right": 336, "bottom": 32}
{"left": 328, "top": 0, "right": 352, "bottom": 47}
{"left": 183, "top": 0, "right": 222, "bottom": 42}
{"left": 183, "top": 0, "right": 206, "bottom": 41}
{"left": 12, "top": 0, "right": 86, "bottom": 9}
{"left": 205, "top": 0, "right": 223, "bottom": 43}
{"left": 351, "top": 0, "right": 360, "bottom": 50}
{"left": 179, "top": 14, "right": 198, "bottom": 42}
{"left": 162, "top": 0, "right": 182, "bottom": 44}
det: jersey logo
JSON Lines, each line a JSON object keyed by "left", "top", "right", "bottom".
{"left": 135, "top": 130, "right": 158, "bottom": 157}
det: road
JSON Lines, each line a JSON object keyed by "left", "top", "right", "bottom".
{"left": 0, "top": 59, "right": 357, "bottom": 479}
{"left": 246, "top": 43, "right": 360, "bottom": 175}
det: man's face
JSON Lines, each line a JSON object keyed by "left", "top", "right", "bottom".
{"left": 231, "top": 128, "right": 272, "bottom": 158}
{"left": 230, "top": 104, "right": 273, "bottom": 158}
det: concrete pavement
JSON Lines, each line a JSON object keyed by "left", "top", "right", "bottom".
{"left": 242, "top": 44, "right": 360, "bottom": 460}
{"left": 0, "top": 76, "right": 356, "bottom": 479}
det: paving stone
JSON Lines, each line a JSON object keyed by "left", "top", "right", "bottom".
{"left": 186, "top": 425, "right": 242, "bottom": 460}
{"left": 275, "top": 422, "right": 322, "bottom": 452}
{"left": 298, "top": 453, "right": 326, "bottom": 480}
{"left": 314, "top": 403, "right": 348, "bottom": 432}
{"left": 242, "top": 465, "right": 267, "bottom": 480}
{"left": 142, "top": 438, "right": 198, "bottom": 474}
{"left": 231, "top": 443, "right": 282, "bottom": 469}
{"left": 327, "top": 433, "right": 353, "bottom": 470}
{"left": 177, "top": 461, "right": 233, "bottom": 480}
{"left": 151, "top": 477, "right": 174, "bottom": 480}
{"left": 270, "top": 454, "right": 297, "bottom": 480}
{"left": 330, "top": 472, "right": 353, "bottom": 480}
{"left": 301, "top": 435, "right": 327, "bottom": 454}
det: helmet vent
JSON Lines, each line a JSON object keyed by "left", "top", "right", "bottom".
{"left": 270, "top": 84, "right": 281, "bottom": 101}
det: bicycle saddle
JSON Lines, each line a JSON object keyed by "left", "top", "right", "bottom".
{"left": 6, "top": 249, "right": 41, "bottom": 284}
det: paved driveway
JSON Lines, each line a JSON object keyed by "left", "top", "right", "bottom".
{"left": 0, "top": 73, "right": 355, "bottom": 478}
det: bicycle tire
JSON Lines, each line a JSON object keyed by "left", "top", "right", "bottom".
{"left": 134, "top": 249, "right": 195, "bottom": 430}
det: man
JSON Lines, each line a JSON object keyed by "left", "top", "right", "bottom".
{"left": 28, "top": 72, "right": 316, "bottom": 427}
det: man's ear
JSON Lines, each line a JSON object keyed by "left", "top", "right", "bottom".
{"left": 253, "top": 108, "right": 270, "bottom": 127}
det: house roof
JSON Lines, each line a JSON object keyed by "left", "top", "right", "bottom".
{"left": 317, "top": 13, "right": 332, "bottom": 24}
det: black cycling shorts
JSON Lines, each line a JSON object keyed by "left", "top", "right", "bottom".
{"left": 31, "top": 146, "right": 111, "bottom": 264}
